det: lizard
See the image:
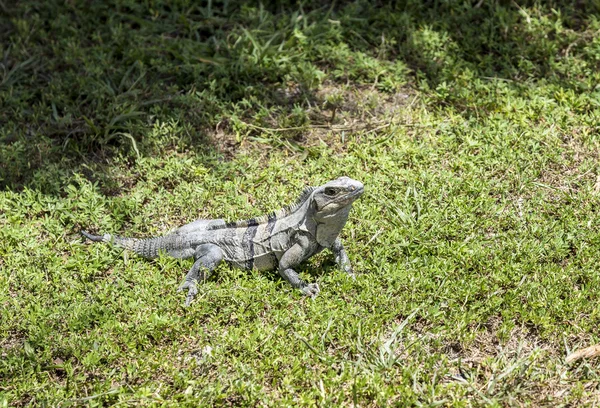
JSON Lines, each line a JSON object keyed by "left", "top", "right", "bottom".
{"left": 81, "top": 176, "right": 364, "bottom": 306}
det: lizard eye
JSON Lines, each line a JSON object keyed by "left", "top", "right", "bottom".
{"left": 324, "top": 187, "right": 338, "bottom": 196}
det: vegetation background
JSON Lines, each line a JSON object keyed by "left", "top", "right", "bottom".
{"left": 3, "top": 0, "right": 600, "bottom": 405}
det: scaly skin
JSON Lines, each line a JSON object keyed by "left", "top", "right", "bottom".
{"left": 82, "top": 177, "right": 364, "bottom": 305}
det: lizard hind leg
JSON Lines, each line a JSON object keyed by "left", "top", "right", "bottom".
{"left": 177, "top": 244, "right": 223, "bottom": 306}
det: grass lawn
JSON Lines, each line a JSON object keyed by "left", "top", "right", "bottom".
{"left": 3, "top": 0, "right": 600, "bottom": 405}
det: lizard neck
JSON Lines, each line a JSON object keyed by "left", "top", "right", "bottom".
{"left": 313, "top": 205, "right": 352, "bottom": 248}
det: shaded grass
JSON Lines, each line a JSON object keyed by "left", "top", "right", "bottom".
{"left": 3, "top": 0, "right": 600, "bottom": 406}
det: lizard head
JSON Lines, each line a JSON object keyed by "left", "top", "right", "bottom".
{"left": 312, "top": 177, "right": 364, "bottom": 215}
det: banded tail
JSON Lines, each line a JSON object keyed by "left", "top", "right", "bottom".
{"left": 81, "top": 231, "right": 110, "bottom": 242}
{"left": 81, "top": 230, "right": 185, "bottom": 259}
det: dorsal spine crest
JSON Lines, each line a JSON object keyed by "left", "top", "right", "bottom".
{"left": 207, "top": 186, "right": 316, "bottom": 230}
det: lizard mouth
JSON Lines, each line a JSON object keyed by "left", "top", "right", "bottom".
{"left": 347, "top": 186, "right": 364, "bottom": 198}
{"left": 335, "top": 187, "right": 363, "bottom": 204}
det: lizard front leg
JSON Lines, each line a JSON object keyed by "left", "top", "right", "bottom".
{"left": 178, "top": 244, "right": 223, "bottom": 306}
{"left": 331, "top": 237, "right": 354, "bottom": 276}
{"left": 278, "top": 243, "right": 320, "bottom": 297}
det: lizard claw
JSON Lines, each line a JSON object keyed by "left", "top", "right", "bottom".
{"left": 301, "top": 283, "right": 320, "bottom": 298}
{"left": 178, "top": 280, "right": 198, "bottom": 307}
{"left": 343, "top": 265, "right": 355, "bottom": 278}
{"left": 341, "top": 264, "right": 353, "bottom": 274}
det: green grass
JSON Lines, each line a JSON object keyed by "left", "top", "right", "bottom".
{"left": 3, "top": 0, "right": 600, "bottom": 405}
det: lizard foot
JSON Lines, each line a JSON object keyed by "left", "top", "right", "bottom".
{"left": 178, "top": 280, "right": 198, "bottom": 307}
{"left": 342, "top": 266, "right": 356, "bottom": 279}
{"left": 301, "top": 283, "right": 320, "bottom": 297}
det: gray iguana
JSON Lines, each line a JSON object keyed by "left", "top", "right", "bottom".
{"left": 81, "top": 177, "right": 364, "bottom": 306}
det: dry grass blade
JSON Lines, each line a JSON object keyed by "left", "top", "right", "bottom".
{"left": 566, "top": 345, "right": 600, "bottom": 364}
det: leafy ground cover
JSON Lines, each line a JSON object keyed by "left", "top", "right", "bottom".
{"left": 3, "top": 0, "right": 600, "bottom": 405}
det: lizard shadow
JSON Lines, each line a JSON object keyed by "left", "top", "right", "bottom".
{"left": 173, "top": 254, "right": 340, "bottom": 287}
{"left": 243, "top": 257, "right": 341, "bottom": 287}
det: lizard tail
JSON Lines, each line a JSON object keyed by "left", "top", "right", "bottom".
{"left": 81, "top": 230, "right": 178, "bottom": 259}
{"left": 81, "top": 230, "right": 111, "bottom": 242}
